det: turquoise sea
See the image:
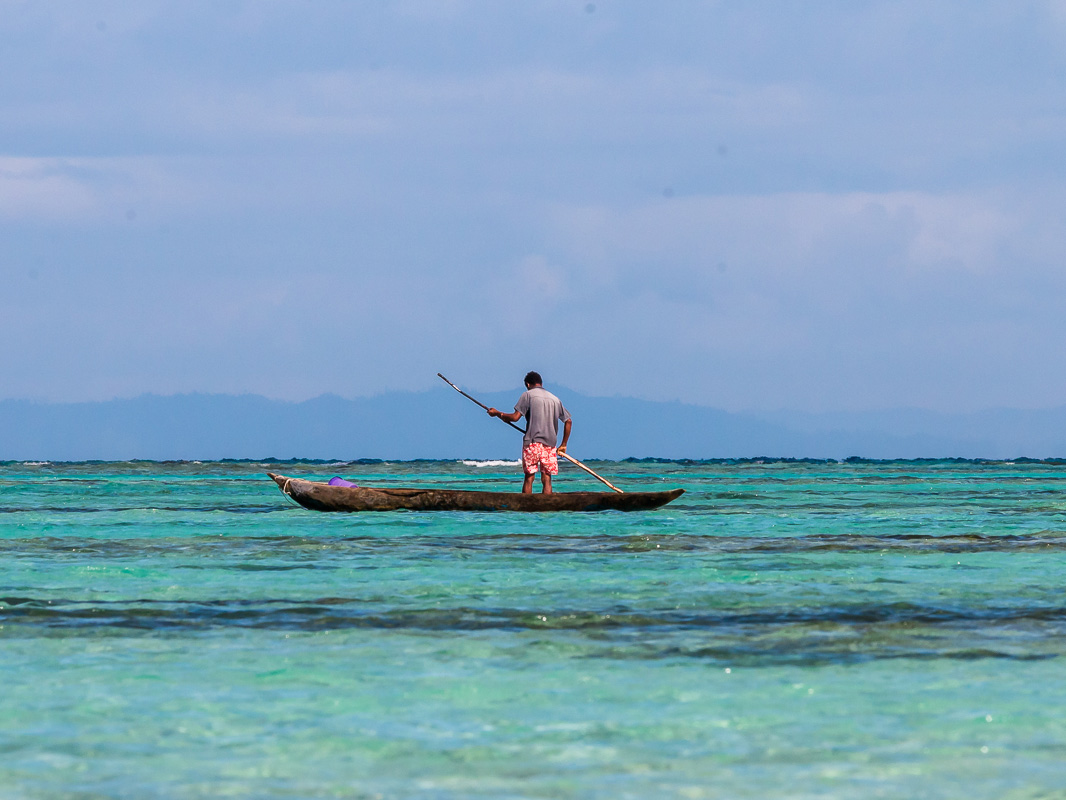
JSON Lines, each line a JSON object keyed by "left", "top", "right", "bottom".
{"left": 3, "top": 458, "right": 1066, "bottom": 798}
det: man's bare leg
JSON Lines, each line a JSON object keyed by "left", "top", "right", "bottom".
{"left": 541, "top": 471, "right": 553, "bottom": 494}
{"left": 522, "top": 473, "right": 535, "bottom": 494}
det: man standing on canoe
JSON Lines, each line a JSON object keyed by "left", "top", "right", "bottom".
{"left": 488, "top": 372, "right": 572, "bottom": 494}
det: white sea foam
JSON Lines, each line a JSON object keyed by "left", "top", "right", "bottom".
{"left": 460, "top": 460, "right": 521, "bottom": 467}
{"left": 22, "top": 461, "right": 50, "bottom": 466}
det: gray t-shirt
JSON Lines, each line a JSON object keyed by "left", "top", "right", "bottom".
{"left": 515, "top": 387, "right": 571, "bottom": 448}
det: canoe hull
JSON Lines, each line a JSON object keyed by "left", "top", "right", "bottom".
{"left": 268, "top": 473, "right": 684, "bottom": 512}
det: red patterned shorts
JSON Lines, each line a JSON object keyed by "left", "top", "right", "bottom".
{"left": 522, "top": 442, "right": 559, "bottom": 475}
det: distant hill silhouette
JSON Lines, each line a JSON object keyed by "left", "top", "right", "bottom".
{"left": 3, "top": 388, "right": 1066, "bottom": 461}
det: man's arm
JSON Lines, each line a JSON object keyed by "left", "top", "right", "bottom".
{"left": 557, "top": 418, "right": 572, "bottom": 453}
{"left": 487, "top": 407, "right": 523, "bottom": 423}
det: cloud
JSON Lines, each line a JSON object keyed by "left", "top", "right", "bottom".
{"left": 0, "top": 156, "right": 211, "bottom": 222}
{"left": 0, "top": 158, "right": 99, "bottom": 220}
{"left": 489, "top": 187, "right": 1064, "bottom": 409}
{"left": 548, "top": 190, "right": 1022, "bottom": 291}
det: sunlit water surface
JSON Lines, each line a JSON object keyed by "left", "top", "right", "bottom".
{"left": 3, "top": 459, "right": 1066, "bottom": 798}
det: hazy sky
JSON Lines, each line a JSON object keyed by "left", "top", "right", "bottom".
{"left": 4, "top": 1, "right": 1066, "bottom": 411}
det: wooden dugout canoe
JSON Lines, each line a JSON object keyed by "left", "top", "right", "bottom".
{"left": 268, "top": 473, "right": 684, "bottom": 513}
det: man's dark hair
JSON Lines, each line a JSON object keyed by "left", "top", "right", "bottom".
{"left": 524, "top": 371, "right": 543, "bottom": 386}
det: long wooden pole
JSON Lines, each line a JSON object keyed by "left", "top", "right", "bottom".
{"left": 557, "top": 451, "right": 623, "bottom": 493}
{"left": 438, "top": 373, "right": 624, "bottom": 493}
{"left": 438, "top": 373, "right": 525, "bottom": 434}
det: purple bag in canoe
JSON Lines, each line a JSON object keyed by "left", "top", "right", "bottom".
{"left": 328, "top": 477, "right": 358, "bottom": 488}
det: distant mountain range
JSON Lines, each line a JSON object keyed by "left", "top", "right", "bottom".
{"left": 3, "top": 389, "right": 1066, "bottom": 461}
